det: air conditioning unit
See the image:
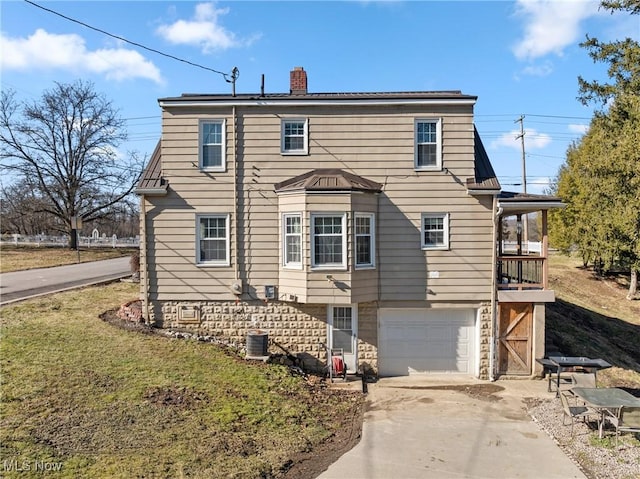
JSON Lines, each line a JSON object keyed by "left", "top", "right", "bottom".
{"left": 230, "top": 280, "right": 243, "bottom": 295}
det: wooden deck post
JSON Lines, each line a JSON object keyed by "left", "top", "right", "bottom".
{"left": 542, "top": 210, "right": 549, "bottom": 289}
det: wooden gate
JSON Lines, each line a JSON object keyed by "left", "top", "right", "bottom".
{"left": 498, "top": 303, "right": 533, "bottom": 375}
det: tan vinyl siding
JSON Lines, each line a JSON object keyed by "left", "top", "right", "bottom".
{"left": 150, "top": 102, "right": 493, "bottom": 304}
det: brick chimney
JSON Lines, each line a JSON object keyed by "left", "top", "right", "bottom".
{"left": 290, "top": 67, "right": 307, "bottom": 95}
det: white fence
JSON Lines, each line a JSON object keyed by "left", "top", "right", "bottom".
{"left": 501, "top": 241, "right": 542, "bottom": 255}
{"left": 3, "top": 234, "right": 139, "bottom": 248}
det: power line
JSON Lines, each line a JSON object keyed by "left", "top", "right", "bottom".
{"left": 24, "top": 0, "right": 235, "bottom": 81}
{"left": 123, "top": 116, "right": 158, "bottom": 121}
{"left": 525, "top": 113, "right": 592, "bottom": 120}
{"left": 476, "top": 113, "right": 592, "bottom": 120}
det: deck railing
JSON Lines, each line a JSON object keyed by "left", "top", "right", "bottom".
{"left": 497, "top": 256, "right": 546, "bottom": 290}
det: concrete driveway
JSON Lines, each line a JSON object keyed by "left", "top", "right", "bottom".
{"left": 319, "top": 377, "right": 586, "bottom": 479}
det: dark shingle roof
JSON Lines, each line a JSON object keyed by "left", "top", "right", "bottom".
{"left": 135, "top": 141, "right": 168, "bottom": 195}
{"left": 466, "top": 127, "right": 501, "bottom": 192}
{"left": 159, "top": 91, "right": 477, "bottom": 103}
{"left": 275, "top": 169, "right": 383, "bottom": 194}
{"left": 498, "top": 191, "right": 562, "bottom": 202}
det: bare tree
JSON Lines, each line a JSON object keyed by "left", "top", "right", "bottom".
{"left": 0, "top": 80, "right": 144, "bottom": 248}
{"left": 0, "top": 178, "right": 58, "bottom": 236}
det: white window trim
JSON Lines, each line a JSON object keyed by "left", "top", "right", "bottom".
{"left": 354, "top": 212, "right": 375, "bottom": 269}
{"left": 282, "top": 213, "right": 303, "bottom": 270}
{"left": 414, "top": 118, "right": 442, "bottom": 171}
{"left": 281, "top": 118, "right": 309, "bottom": 155}
{"left": 311, "top": 212, "right": 347, "bottom": 270}
{"left": 196, "top": 213, "right": 231, "bottom": 266}
{"left": 199, "top": 119, "right": 226, "bottom": 172}
{"left": 421, "top": 212, "right": 450, "bottom": 250}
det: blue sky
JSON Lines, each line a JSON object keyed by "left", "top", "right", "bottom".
{"left": 1, "top": 0, "right": 638, "bottom": 193}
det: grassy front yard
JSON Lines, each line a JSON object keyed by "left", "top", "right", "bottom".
{"left": 0, "top": 283, "right": 361, "bottom": 478}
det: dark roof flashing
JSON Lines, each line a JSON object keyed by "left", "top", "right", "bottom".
{"left": 467, "top": 127, "right": 501, "bottom": 194}
{"left": 136, "top": 140, "right": 168, "bottom": 196}
{"left": 275, "top": 169, "right": 383, "bottom": 194}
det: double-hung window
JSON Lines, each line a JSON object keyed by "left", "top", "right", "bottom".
{"left": 281, "top": 119, "right": 308, "bottom": 154}
{"left": 311, "top": 213, "right": 346, "bottom": 269}
{"left": 197, "top": 214, "right": 230, "bottom": 266}
{"left": 200, "top": 120, "right": 225, "bottom": 171}
{"left": 283, "top": 213, "right": 302, "bottom": 269}
{"left": 421, "top": 213, "right": 449, "bottom": 250}
{"left": 354, "top": 213, "right": 375, "bottom": 269}
{"left": 415, "top": 118, "right": 442, "bottom": 170}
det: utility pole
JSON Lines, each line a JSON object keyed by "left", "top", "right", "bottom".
{"left": 515, "top": 115, "right": 528, "bottom": 252}
{"left": 515, "top": 115, "right": 527, "bottom": 194}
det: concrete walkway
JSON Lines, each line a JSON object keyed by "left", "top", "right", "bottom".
{"left": 319, "top": 376, "right": 586, "bottom": 479}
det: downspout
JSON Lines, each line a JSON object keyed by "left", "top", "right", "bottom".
{"left": 140, "top": 195, "right": 150, "bottom": 323}
{"left": 233, "top": 105, "right": 239, "bottom": 280}
{"left": 489, "top": 197, "right": 501, "bottom": 381}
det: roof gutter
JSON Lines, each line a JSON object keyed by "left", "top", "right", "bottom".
{"left": 467, "top": 188, "right": 501, "bottom": 196}
{"left": 134, "top": 187, "right": 168, "bottom": 196}
{"left": 499, "top": 201, "right": 566, "bottom": 209}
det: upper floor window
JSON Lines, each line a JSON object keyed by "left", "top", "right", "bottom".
{"left": 200, "top": 120, "right": 226, "bottom": 171}
{"left": 311, "top": 213, "right": 347, "bottom": 269}
{"left": 281, "top": 119, "right": 308, "bottom": 155}
{"left": 415, "top": 119, "right": 442, "bottom": 170}
{"left": 421, "top": 213, "right": 449, "bottom": 250}
{"left": 196, "top": 214, "right": 230, "bottom": 266}
{"left": 354, "top": 213, "right": 375, "bottom": 269}
{"left": 283, "top": 213, "right": 302, "bottom": 269}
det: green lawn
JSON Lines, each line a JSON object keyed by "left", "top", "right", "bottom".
{"left": 0, "top": 283, "right": 360, "bottom": 478}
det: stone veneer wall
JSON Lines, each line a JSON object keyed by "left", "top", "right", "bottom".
{"left": 150, "top": 300, "right": 379, "bottom": 374}
{"left": 478, "top": 302, "right": 492, "bottom": 380}
{"left": 356, "top": 302, "right": 378, "bottom": 374}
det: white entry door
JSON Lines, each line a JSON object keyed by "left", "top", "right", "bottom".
{"left": 328, "top": 305, "right": 358, "bottom": 373}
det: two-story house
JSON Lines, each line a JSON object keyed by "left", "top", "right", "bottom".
{"left": 136, "top": 67, "right": 562, "bottom": 379}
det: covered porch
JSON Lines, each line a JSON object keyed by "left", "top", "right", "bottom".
{"left": 497, "top": 192, "right": 565, "bottom": 292}
{"left": 494, "top": 192, "right": 565, "bottom": 378}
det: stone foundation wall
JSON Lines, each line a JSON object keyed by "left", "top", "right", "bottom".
{"left": 357, "top": 302, "right": 378, "bottom": 374}
{"left": 478, "top": 302, "right": 492, "bottom": 380}
{"left": 150, "top": 300, "right": 379, "bottom": 374}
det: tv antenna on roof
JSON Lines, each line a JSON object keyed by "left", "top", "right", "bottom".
{"left": 225, "top": 67, "right": 240, "bottom": 96}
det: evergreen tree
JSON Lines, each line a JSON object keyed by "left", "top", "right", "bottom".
{"left": 551, "top": 0, "right": 639, "bottom": 298}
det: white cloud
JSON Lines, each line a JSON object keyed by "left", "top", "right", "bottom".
{"left": 0, "top": 29, "right": 163, "bottom": 84}
{"left": 521, "top": 61, "right": 554, "bottom": 77}
{"left": 568, "top": 123, "right": 589, "bottom": 134}
{"left": 512, "top": 0, "right": 600, "bottom": 60}
{"left": 491, "top": 128, "right": 552, "bottom": 150}
{"left": 156, "top": 2, "right": 259, "bottom": 53}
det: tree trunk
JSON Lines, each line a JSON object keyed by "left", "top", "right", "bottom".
{"left": 69, "top": 228, "right": 78, "bottom": 250}
{"left": 627, "top": 269, "right": 638, "bottom": 300}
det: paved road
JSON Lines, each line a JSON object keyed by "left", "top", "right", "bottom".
{"left": 0, "top": 257, "right": 131, "bottom": 305}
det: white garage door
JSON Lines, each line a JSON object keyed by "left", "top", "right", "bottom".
{"left": 379, "top": 309, "right": 476, "bottom": 376}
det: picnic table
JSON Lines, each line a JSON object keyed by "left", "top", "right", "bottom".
{"left": 537, "top": 356, "right": 612, "bottom": 396}
{"left": 571, "top": 387, "right": 640, "bottom": 438}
